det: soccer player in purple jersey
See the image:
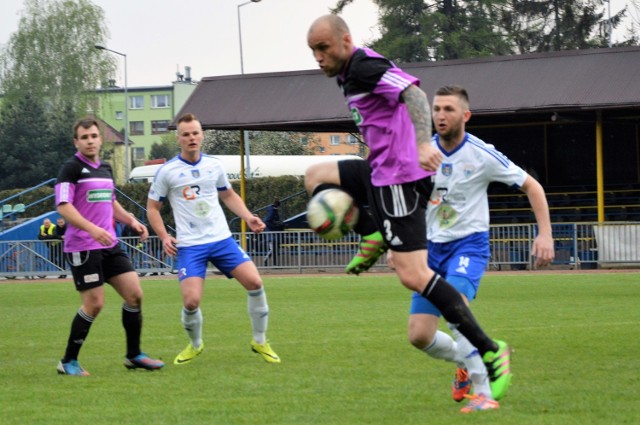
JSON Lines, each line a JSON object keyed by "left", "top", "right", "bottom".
{"left": 307, "top": 14, "right": 512, "bottom": 401}
{"left": 54, "top": 118, "right": 164, "bottom": 376}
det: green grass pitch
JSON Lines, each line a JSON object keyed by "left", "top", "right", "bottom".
{"left": 1, "top": 272, "right": 638, "bottom": 424}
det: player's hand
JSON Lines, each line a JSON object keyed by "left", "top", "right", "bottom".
{"left": 162, "top": 235, "right": 179, "bottom": 256}
{"left": 247, "top": 215, "right": 266, "bottom": 233}
{"left": 531, "top": 233, "right": 554, "bottom": 268}
{"left": 89, "top": 226, "right": 114, "bottom": 246}
{"left": 418, "top": 143, "right": 442, "bottom": 172}
{"left": 130, "top": 220, "right": 149, "bottom": 242}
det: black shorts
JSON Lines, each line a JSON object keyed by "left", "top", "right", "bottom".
{"left": 66, "top": 244, "right": 135, "bottom": 291}
{"left": 338, "top": 159, "right": 433, "bottom": 252}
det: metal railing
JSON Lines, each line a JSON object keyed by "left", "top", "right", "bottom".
{"left": 2, "top": 222, "right": 639, "bottom": 279}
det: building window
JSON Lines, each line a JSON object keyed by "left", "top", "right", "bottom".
{"left": 115, "top": 111, "right": 123, "bottom": 120}
{"left": 129, "top": 95, "right": 144, "bottom": 109}
{"left": 319, "top": 146, "right": 325, "bottom": 153}
{"left": 151, "top": 120, "right": 170, "bottom": 134}
{"left": 347, "top": 134, "right": 359, "bottom": 144}
{"left": 132, "top": 147, "right": 145, "bottom": 162}
{"left": 151, "top": 94, "right": 170, "bottom": 108}
{"left": 130, "top": 121, "right": 144, "bottom": 135}
{"left": 300, "top": 136, "right": 308, "bottom": 146}
{"left": 329, "top": 135, "right": 341, "bottom": 145}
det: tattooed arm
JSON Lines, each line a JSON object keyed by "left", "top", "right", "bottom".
{"left": 402, "top": 84, "right": 432, "bottom": 144}
{"left": 401, "top": 84, "right": 441, "bottom": 171}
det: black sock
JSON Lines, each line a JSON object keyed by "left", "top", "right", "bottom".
{"left": 62, "top": 309, "right": 94, "bottom": 363}
{"left": 122, "top": 304, "right": 142, "bottom": 359}
{"left": 421, "top": 274, "right": 498, "bottom": 356}
{"left": 352, "top": 208, "right": 378, "bottom": 236}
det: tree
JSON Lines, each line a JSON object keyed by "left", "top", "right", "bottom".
{"left": 202, "top": 130, "right": 243, "bottom": 155}
{"left": 333, "top": 0, "right": 514, "bottom": 62}
{"left": 0, "top": 0, "right": 114, "bottom": 188}
{"left": 149, "top": 133, "right": 180, "bottom": 161}
{"left": 0, "top": 0, "right": 114, "bottom": 113}
{"left": 332, "top": 0, "right": 632, "bottom": 61}
{"left": 248, "top": 131, "right": 320, "bottom": 155}
{"left": 502, "top": 0, "right": 629, "bottom": 52}
{"left": 202, "top": 130, "right": 320, "bottom": 156}
{"left": 0, "top": 95, "right": 75, "bottom": 190}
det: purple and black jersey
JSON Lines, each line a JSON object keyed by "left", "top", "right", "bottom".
{"left": 55, "top": 153, "right": 117, "bottom": 252}
{"left": 337, "top": 47, "right": 432, "bottom": 186}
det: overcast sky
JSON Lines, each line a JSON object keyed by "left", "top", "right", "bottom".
{"left": 0, "top": 0, "right": 633, "bottom": 88}
{"left": 0, "top": 0, "right": 380, "bottom": 87}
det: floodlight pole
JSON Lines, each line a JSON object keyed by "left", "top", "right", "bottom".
{"left": 95, "top": 44, "right": 129, "bottom": 182}
{"left": 236, "top": 0, "right": 261, "bottom": 244}
{"left": 238, "top": 0, "right": 262, "bottom": 183}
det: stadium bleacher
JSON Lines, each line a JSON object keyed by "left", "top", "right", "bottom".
{"left": 488, "top": 184, "right": 640, "bottom": 224}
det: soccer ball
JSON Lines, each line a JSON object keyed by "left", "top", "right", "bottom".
{"left": 307, "top": 188, "right": 359, "bottom": 240}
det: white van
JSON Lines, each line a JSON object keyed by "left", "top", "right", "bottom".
{"left": 128, "top": 155, "right": 363, "bottom": 183}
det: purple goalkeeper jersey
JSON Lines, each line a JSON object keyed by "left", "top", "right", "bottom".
{"left": 55, "top": 153, "right": 117, "bottom": 252}
{"left": 337, "top": 47, "right": 432, "bottom": 186}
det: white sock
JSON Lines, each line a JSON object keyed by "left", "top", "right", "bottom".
{"left": 449, "top": 324, "right": 492, "bottom": 398}
{"left": 423, "top": 330, "right": 460, "bottom": 363}
{"left": 247, "top": 288, "right": 269, "bottom": 344}
{"left": 182, "top": 307, "right": 203, "bottom": 349}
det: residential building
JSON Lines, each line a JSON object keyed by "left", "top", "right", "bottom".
{"left": 307, "top": 132, "right": 366, "bottom": 156}
{"left": 91, "top": 67, "right": 197, "bottom": 177}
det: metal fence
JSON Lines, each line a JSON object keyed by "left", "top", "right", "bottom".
{"left": 1, "top": 222, "right": 639, "bottom": 279}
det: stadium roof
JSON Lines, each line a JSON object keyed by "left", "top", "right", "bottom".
{"left": 176, "top": 46, "right": 640, "bottom": 132}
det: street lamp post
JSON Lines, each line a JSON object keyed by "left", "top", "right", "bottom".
{"left": 237, "top": 0, "right": 261, "bottom": 181}
{"left": 237, "top": 0, "right": 261, "bottom": 74}
{"left": 606, "top": 0, "right": 612, "bottom": 48}
{"left": 95, "top": 44, "right": 129, "bottom": 182}
{"left": 236, "top": 0, "right": 261, "bottom": 246}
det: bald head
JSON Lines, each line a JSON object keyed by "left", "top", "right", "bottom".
{"left": 307, "top": 14, "right": 354, "bottom": 77}
{"left": 308, "top": 14, "right": 350, "bottom": 38}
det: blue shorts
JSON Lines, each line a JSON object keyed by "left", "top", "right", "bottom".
{"left": 176, "top": 237, "right": 251, "bottom": 280}
{"left": 410, "top": 232, "right": 490, "bottom": 316}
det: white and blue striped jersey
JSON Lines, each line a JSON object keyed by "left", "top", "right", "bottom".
{"left": 148, "top": 154, "right": 233, "bottom": 247}
{"left": 427, "top": 133, "right": 527, "bottom": 243}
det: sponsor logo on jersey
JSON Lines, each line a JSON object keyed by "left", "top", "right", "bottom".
{"left": 351, "top": 107, "right": 363, "bottom": 125}
{"left": 182, "top": 185, "right": 200, "bottom": 200}
{"left": 429, "top": 187, "right": 448, "bottom": 206}
{"left": 86, "top": 189, "right": 112, "bottom": 202}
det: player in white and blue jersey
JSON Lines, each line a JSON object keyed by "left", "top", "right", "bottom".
{"left": 146, "top": 113, "right": 280, "bottom": 365}
{"left": 404, "top": 85, "right": 554, "bottom": 411}
{"left": 307, "top": 14, "right": 515, "bottom": 406}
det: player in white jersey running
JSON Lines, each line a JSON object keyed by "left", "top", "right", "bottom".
{"left": 146, "top": 113, "right": 280, "bottom": 365}
{"left": 402, "top": 85, "right": 554, "bottom": 412}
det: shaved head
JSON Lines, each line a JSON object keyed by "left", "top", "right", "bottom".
{"left": 307, "top": 14, "right": 354, "bottom": 77}
{"left": 308, "top": 14, "right": 350, "bottom": 39}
